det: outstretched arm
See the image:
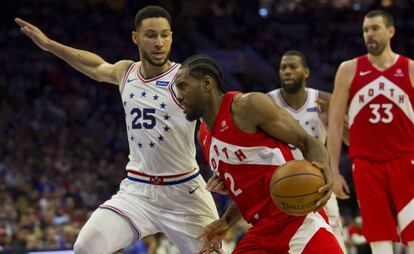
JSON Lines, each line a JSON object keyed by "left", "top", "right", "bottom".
{"left": 327, "top": 60, "right": 356, "bottom": 199}
{"left": 235, "top": 92, "right": 332, "bottom": 211}
{"left": 15, "top": 18, "right": 132, "bottom": 85}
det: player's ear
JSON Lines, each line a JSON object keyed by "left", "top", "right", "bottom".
{"left": 304, "top": 67, "right": 310, "bottom": 79}
{"left": 203, "top": 76, "right": 213, "bottom": 91}
{"left": 388, "top": 25, "right": 395, "bottom": 39}
{"left": 132, "top": 31, "right": 139, "bottom": 46}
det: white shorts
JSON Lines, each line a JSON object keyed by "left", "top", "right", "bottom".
{"left": 100, "top": 175, "right": 219, "bottom": 254}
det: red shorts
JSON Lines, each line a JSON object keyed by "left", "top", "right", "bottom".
{"left": 233, "top": 211, "right": 343, "bottom": 253}
{"left": 352, "top": 153, "right": 414, "bottom": 243}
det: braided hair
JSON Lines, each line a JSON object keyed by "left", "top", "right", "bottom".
{"left": 181, "top": 55, "right": 227, "bottom": 93}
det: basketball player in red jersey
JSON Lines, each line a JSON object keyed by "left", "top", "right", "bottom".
{"left": 328, "top": 10, "right": 414, "bottom": 254}
{"left": 175, "top": 55, "right": 343, "bottom": 253}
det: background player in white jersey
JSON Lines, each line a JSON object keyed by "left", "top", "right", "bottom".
{"left": 15, "top": 6, "right": 219, "bottom": 254}
{"left": 267, "top": 50, "right": 347, "bottom": 252}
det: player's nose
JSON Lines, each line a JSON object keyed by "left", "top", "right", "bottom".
{"left": 154, "top": 35, "right": 164, "bottom": 47}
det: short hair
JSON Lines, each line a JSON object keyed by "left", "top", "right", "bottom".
{"left": 282, "top": 50, "right": 308, "bottom": 68}
{"left": 181, "top": 55, "right": 227, "bottom": 93}
{"left": 365, "top": 10, "right": 394, "bottom": 27}
{"left": 134, "top": 6, "right": 172, "bottom": 30}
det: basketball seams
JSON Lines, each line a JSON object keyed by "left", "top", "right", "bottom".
{"left": 271, "top": 172, "right": 325, "bottom": 186}
{"left": 271, "top": 191, "right": 322, "bottom": 199}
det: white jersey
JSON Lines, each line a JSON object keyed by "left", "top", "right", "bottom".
{"left": 268, "top": 88, "right": 347, "bottom": 253}
{"left": 119, "top": 62, "right": 198, "bottom": 175}
{"left": 268, "top": 88, "right": 327, "bottom": 144}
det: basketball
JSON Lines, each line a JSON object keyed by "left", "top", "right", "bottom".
{"left": 270, "top": 160, "right": 325, "bottom": 216}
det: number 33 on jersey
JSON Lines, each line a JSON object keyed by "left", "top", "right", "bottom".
{"left": 348, "top": 55, "right": 414, "bottom": 161}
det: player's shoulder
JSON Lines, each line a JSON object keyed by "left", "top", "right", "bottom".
{"left": 335, "top": 58, "right": 358, "bottom": 88}
{"left": 112, "top": 60, "right": 134, "bottom": 85}
{"left": 115, "top": 59, "right": 135, "bottom": 75}
{"left": 267, "top": 88, "right": 280, "bottom": 96}
{"left": 338, "top": 58, "right": 358, "bottom": 72}
{"left": 233, "top": 92, "right": 278, "bottom": 119}
{"left": 235, "top": 92, "right": 268, "bottom": 108}
{"left": 116, "top": 60, "right": 135, "bottom": 70}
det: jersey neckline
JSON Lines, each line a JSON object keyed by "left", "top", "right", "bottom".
{"left": 365, "top": 54, "right": 400, "bottom": 73}
{"left": 137, "top": 62, "right": 180, "bottom": 83}
{"left": 278, "top": 88, "right": 311, "bottom": 113}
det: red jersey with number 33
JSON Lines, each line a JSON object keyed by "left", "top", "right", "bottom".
{"left": 348, "top": 55, "right": 414, "bottom": 161}
{"left": 198, "top": 92, "right": 296, "bottom": 224}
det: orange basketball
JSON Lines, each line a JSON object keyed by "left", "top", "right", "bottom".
{"left": 270, "top": 160, "right": 325, "bottom": 216}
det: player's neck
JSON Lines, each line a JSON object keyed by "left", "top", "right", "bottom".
{"left": 281, "top": 87, "right": 307, "bottom": 110}
{"left": 140, "top": 60, "right": 172, "bottom": 79}
{"left": 368, "top": 48, "right": 397, "bottom": 71}
{"left": 203, "top": 92, "right": 224, "bottom": 130}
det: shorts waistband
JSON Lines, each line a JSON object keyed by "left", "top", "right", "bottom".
{"left": 126, "top": 168, "right": 199, "bottom": 185}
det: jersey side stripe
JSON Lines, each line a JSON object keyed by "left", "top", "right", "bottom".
{"left": 168, "top": 74, "right": 183, "bottom": 109}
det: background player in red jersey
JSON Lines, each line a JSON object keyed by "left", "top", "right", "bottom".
{"left": 328, "top": 10, "right": 414, "bottom": 254}
{"left": 175, "top": 55, "right": 342, "bottom": 253}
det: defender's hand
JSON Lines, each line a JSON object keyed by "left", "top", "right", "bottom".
{"left": 206, "top": 174, "right": 228, "bottom": 195}
{"left": 197, "top": 219, "right": 228, "bottom": 254}
{"left": 316, "top": 98, "right": 329, "bottom": 128}
{"left": 15, "top": 18, "right": 52, "bottom": 51}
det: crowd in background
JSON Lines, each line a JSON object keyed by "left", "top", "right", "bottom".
{"left": 1, "top": 0, "right": 414, "bottom": 253}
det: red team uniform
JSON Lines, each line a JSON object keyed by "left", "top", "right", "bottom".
{"left": 199, "top": 92, "right": 342, "bottom": 253}
{"left": 348, "top": 55, "right": 414, "bottom": 243}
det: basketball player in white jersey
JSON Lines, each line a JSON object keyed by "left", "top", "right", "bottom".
{"left": 15, "top": 6, "right": 219, "bottom": 254}
{"left": 267, "top": 50, "right": 347, "bottom": 253}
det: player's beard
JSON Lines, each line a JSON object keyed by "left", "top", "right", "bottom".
{"left": 185, "top": 107, "right": 203, "bottom": 122}
{"left": 142, "top": 50, "right": 170, "bottom": 67}
{"left": 365, "top": 40, "right": 387, "bottom": 56}
{"left": 184, "top": 101, "right": 204, "bottom": 122}
{"left": 281, "top": 75, "right": 304, "bottom": 94}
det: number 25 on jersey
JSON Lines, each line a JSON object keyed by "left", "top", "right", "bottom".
{"left": 131, "top": 107, "right": 156, "bottom": 129}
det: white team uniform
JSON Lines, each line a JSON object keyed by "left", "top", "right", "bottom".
{"left": 268, "top": 88, "right": 347, "bottom": 253}
{"left": 94, "top": 62, "right": 218, "bottom": 253}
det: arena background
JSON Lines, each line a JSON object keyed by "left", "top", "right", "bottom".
{"left": 1, "top": 0, "right": 413, "bottom": 253}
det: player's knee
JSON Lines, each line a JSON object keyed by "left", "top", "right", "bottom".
{"left": 73, "top": 239, "right": 87, "bottom": 254}
{"left": 73, "top": 236, "right": 90, "bottom": 254}
{"left": 74, "top": 227, "right": 107, "bottom": 254}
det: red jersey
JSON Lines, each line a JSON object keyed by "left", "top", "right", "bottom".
{"left": 348, "top": 55, "right": 414, "bottom": 161}
{"left": 198, "top": 92, "right": 296, "bottom": 224}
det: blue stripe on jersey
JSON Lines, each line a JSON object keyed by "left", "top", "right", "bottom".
{"left": 306, "top": 106, "right": 318, "bottom": 112}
